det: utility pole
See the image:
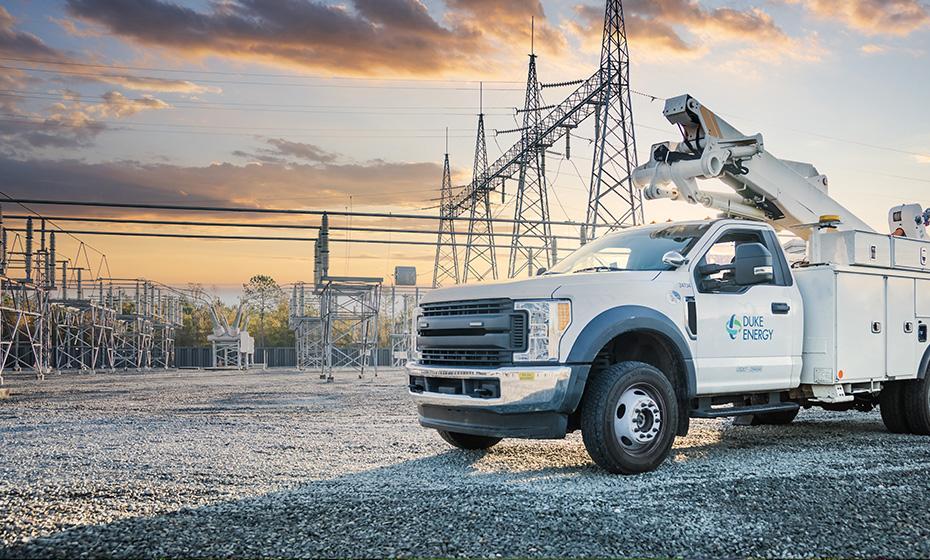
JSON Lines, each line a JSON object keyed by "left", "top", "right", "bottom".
{"left": 583, "top": 0, "right": 642, "bottom": 244}
{"left": 508, "top": 18, "right": 553, "bottom": 278}
{"left": 462, "top": 84, "right": 498, "bottom": 283}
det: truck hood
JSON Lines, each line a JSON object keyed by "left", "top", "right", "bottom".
{"left": 421, "top": 271, "right": 662, "bottom": 303}
{"left": 421, "top": 275, "right": 566, "bottom": 303}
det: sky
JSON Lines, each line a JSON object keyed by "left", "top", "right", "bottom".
{"left": 0, "top": 0, "right": 928, "bottom": 294}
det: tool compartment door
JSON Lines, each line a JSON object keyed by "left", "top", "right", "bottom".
{"left": 835, "top": 273, "right": 886, "bottom": 382}
{"left": 886, "top": 276, "right": 918, "bottom": 378}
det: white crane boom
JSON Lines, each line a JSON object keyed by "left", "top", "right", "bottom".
{"left": 631, "top": 94, "right": 874, "bottom": 239}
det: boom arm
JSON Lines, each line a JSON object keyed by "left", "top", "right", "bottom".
{"left": 631, "top": 95, "right": 874, "bottom": 239}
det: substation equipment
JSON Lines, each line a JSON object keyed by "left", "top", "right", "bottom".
{"left": 0, "top": 210, "right": 183, "bottom": 385}
{"left": 289, "top": 214, "right": 382, "bottom": 381}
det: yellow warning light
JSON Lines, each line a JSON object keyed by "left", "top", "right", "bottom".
{"left": 819, "top": 215, "right": 841, "bottom": 225}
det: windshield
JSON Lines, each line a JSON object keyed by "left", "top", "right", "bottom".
{"left": 547, "top": 223, "right": 710, "bottom": 274}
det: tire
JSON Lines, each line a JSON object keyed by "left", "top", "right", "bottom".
{"left": 749, "top": 408, "right": 799, "bottom": 426}
{"left": 902, "top": 377, "right": 930, "bottom": 435}
{"left": 880, "top": 381, "right": 911, "bottom": 434}
{"left": 580, "top": 361, "right": 679, "bottom": 475}
{"left": 437, "top": 430, "right": 502, "bottom": 450}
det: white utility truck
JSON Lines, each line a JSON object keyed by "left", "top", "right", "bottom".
{"left": 407, "top": 94, "right": 930, "bottom": 474}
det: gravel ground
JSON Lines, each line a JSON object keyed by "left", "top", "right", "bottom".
{"left": 1, "top": 368, "right": 929, "bottom": 558}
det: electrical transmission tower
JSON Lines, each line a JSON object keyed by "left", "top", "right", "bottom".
{"left": 432, "top": 130, "right": 460, "bottom": 287}
{"left": 583, "top": 0, "right": 643, "bottom": 243}
{"left": 442, "top": 0, "right": 640, "bottom": 279}
{"left": 508, "top": 37, "right": 554, "bottom": 278}
{"left": 462, "top": 87, "right": 498, "bottom": 283}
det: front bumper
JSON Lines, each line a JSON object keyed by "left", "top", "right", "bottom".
{"left": 406, "top": 362, "right": 589, "bottom": 439}
{"left": 406, "top": 363, "right": 573, "bottom": 412}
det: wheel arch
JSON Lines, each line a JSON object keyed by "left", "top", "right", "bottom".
{"left": 918, "top": 344, "right": 930, "bottom": 379}
{"left": 563, "top": 305, "right": 695, "bottom": 435}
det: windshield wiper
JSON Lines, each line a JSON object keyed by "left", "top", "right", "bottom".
{"left": 573, "top": 266, "right": 624, "bottom": 274}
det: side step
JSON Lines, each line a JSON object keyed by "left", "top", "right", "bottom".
{"left": 691, "top": 402, "right": 799, "bottom": 419}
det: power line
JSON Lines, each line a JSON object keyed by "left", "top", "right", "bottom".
{"left": 0, "top": 55, "right": 524, "bottom": 84}
{"left": 0, "top": 190, "right": 108, "bottom": 258}
{"left": 1, "top": 214, "right": 581, "bottom": 241}
{"left": 2, "top": 227, "right": 580, "bottom": 251}
{"left": 0, "top": 64, "right": 524, "bottom": 92}
{"left": 0, "top": 116, "right": 481, "bottom": 139}
{"left": 0, "top": 89, "right": 516, "bottom": 112}
{"left": 2, "top": 198, "right": 601, "bottom": 228}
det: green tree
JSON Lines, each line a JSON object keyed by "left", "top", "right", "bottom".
{"left": 243, "top": 275, "right": 284, "bottom": 348}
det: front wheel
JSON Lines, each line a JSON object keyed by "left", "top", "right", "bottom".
{"left": 581, "top": 361, "right": 678, "bottom": 475}
{"left": 437, "top": 430, "right": 502, "bottom": 450}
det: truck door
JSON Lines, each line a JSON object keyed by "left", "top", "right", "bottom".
{"left": 690, "top": 226, "right": 802, "bottom": 394}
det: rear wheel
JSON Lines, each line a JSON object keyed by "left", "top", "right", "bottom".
{"left": 749, "top": 408, "right": 799, "bottom": 426}
{"left": 581, "top": 361, "right": 678, "bottom": 475}
{"left": 437, "top": 430, "right": 502, "bottom": 450}
{"left": 880, "top": 381, "right": 911, "bottom": 434}
{"left": 902, "top": 377, "right": 930, "bottom": 435}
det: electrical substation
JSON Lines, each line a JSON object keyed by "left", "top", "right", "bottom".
{"left": 0, "top": 0, "right": 640, "bottom": 386}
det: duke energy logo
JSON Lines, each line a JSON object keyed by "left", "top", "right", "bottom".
{"left": 726, "top": 314, "right": 774, "bottom": 341}
{"left": 726, "top": 315, "right": 742, "bottom": 340}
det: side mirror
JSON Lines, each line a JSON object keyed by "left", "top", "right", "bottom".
{"left": 536, "top": 267, "right": 547, "bottom": 276}
{"left": 734, "top": 243, "right": 774, "bottom": 285}
{"left": 662, "top": 251, "right": 687, "bottom": 269}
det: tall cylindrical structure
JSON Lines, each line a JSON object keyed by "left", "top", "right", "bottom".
{"left": 48, "top": 232, "right": 56, "bottom": 289}
{"left": 25, "top": 218, "right": 33, "bottom": 282}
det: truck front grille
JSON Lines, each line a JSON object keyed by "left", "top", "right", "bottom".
{"left": 416, "top": 299, "right": 526, "bottom": 367}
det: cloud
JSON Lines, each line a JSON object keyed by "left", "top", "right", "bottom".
{"left": 0, "top": 6, "right": 65, "bottom": 59}
{"left": 97, "top": 91, "right": 170, "bottom": 118}
{"left": 64, "top": 0, "right": 490, "bottom": 76}
{"left": 0, "top": 155, "right": 444, "bottom": 212}
{"left": 786, "top": 0, "right": 930, "bottom": 36}
{"left": 568, "top": 1, "right": 807, "bottom": 62}
{"left": 236, "top": 138, "right": 339, "bottom": 164}
{"left": 915, "top": 154, "right": 930, "bottom": 163}
{"left": 93, "top": 74, "right": 222, "bottom": 94}
{"left": 860, "top": 42, "right": 926, "bottom": 55}
{"left": 0, "top": 90, "right": 169, "bottom": 152}
{"left": 445, "top": 0, "right": 568, "bottom": 57}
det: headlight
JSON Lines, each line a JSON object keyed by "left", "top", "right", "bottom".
{"left": 513, "top": 299, "right": 571, "bottom": 362}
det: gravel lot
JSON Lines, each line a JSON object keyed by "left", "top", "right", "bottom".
{"left": 1, "top": 367, "right": 929, "bottom": 558}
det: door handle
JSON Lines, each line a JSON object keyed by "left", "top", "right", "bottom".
{"left": 772, "top": 302, "right": 790, "bottom": 315}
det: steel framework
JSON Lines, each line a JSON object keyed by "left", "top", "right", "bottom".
{"left": 583, "top": 0, "right": 643, "bottom": 242}
{"left": 509, "top": 51, "right": 554, "bottom": 277}
{"left": 290, "top": 216, "right": 382, "bottom": 381}
{"left": 0, "top": 217, "right": 51, "bottom": 383}
{"left": 0, "top": 279, "right": 49, "bottom": 382}
{"left": 289, "top": 282, "right": 323, "bottom": 370}
{"left": 387, "top": 285, "right": 427, "bottom": 367}
{"left": 432, "top": 133, "right": 460, "bottom": 288}
{"left": 318, "top": 276, "right": 381, "bottom": 381}
{"left": 462, "top": 100, "right": 497, "bottom": 283}
{"left": 440, "top": 0, "right": 640, "bottom": 282}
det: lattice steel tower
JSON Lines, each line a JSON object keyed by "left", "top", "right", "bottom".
{"left": 432, "top": 130, "right": 460, "bottom": 288}
{"left": 583, "top": 0, "right": 643, "bottom": 243}
{"left": 462, "top": 86, "right": 498, "bottom": 283}
{"left": 508, "top": 40, "right": 554, "bottom": 278}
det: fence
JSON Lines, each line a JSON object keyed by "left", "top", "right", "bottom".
{"left": 175, "top": 347, "right": 393, "bottom": 369}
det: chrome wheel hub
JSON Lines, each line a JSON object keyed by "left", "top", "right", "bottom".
{"left": 614, "top": 385, "right": 662, "bottom": 450}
